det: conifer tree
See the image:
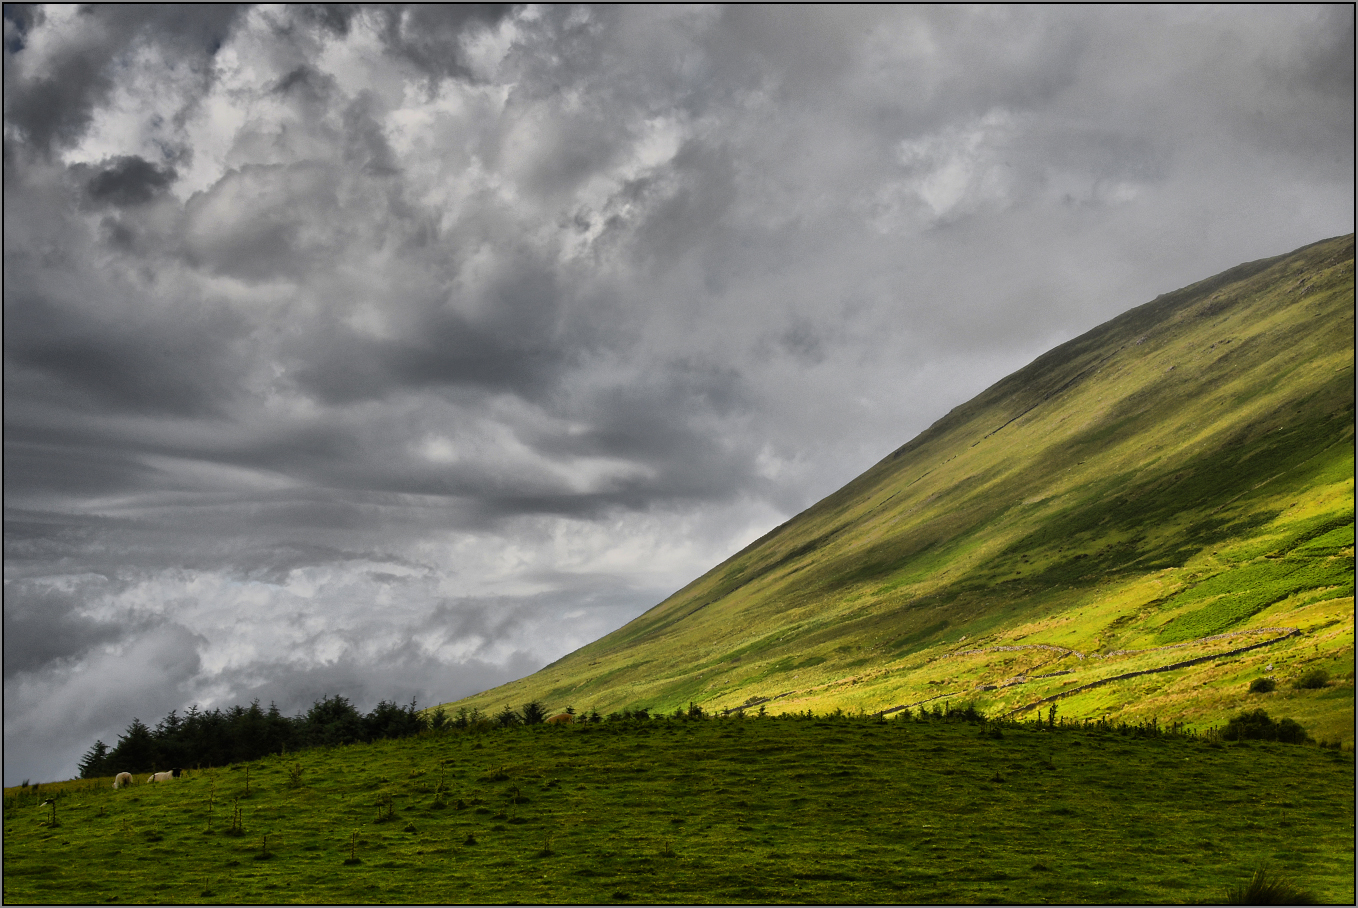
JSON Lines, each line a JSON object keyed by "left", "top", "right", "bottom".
{"left": 108, "top": 718, "right": 158, "bottom": 774}
{"left": 77, "top": 740, "right": 111, "bottom": 779}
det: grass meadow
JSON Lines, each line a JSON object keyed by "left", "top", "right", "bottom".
{"left": 4, "top": 713, "right": 1354, "bottom": 904}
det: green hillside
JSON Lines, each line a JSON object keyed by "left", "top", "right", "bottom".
{"left": 444, "top": 235, "right": 1355, "bottom": 743}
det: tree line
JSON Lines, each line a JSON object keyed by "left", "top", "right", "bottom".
{"left": 77, "top": 695, "right": 688, "bottom": 777}
{"left": 78, "top": 692, "right": 1326, "bottom": 780}
{"left": 77, "top": 695, "right": 426, "bottom": 778}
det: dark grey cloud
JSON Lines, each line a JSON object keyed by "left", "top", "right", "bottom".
{"left": 291, "top": 4, "right": 360, "bottom": 39}
{"left": 3, "top": 4, "right": 1351, "bottom": 785}
{"left": 3, "top": 581, "right": 132, "bottom": 677}
{"left": 83, "top": 155, "right": 178, "bottom": 206}
{"left": 4, "top": 441, "right": 161, "bottom": 500}
{"left": 2, "top": 4, "right": 243, "bottom": 156}
{"left": 4, "top": 283, "right": 248, "bottom": 418}
{"left": 288, "top": 293, "right": 565, "bottom": 405}
{"left": 2, "top": 4, "right": 43, "bottom": 54}
{"left": 374, "top": 5, "right": 516, "bottom": 82}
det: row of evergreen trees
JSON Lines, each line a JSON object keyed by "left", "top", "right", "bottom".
{"left": 77, "top": 693, "right": 1321, "bottom": 779}
{"left": 77, "top": 695, "right": 426, "bottom": 778}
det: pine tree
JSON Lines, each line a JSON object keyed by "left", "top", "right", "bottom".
{"left": 107, "top": 718, "right": 158, "bottom": 774}
{"left": 78, "top": 740, "right": 111, "bottom": 779}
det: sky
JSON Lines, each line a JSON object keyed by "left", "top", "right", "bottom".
{"left": 4, "top": 4, "right": 1353, "bottom": 785}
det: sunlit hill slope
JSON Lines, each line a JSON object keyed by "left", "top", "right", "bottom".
{"left": 442, "top": 235, "right": 1355, "bottom": 743}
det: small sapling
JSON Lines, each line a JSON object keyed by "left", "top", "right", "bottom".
{"left": 226, "top": 797, "right": 244, "bottom": 836}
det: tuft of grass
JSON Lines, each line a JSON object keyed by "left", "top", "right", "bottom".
{"left": 1223, "top": 865, "right": 1317, "bottom": 905}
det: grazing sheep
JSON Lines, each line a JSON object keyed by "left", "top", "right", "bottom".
{"left": 546, "top": 713, "right": 574, "bottom": 725}
{"left": 113, "top": 772, "right": 133, "bottom": 789}
{"left": 147, "top": 768, "right": 183, "bottom": 783}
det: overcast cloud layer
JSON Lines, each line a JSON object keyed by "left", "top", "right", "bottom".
{"left": 4, "top": 4, "right": 1352, "bottom": 784}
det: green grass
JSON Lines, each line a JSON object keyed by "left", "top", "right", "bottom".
{"left": 441, "top": 235, "right": 1355, "bottom": 744}
{"left": 4, "top": 717, "right": 1353, "bottom": 904}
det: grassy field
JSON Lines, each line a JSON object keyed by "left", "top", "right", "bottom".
{"left": 4, "top": 715, "right": 1353, "bottom": 904}
{"left": 442, "top": 234, "right": 1355, "bottom": 743}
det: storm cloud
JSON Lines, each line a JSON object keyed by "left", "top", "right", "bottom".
{"left": 4, "top": 5, "right": 1352, "bottom": 784}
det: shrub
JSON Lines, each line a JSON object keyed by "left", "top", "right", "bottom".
{"left": 607, "top": 706, "right": 650, "bottom": 723}
{"left": 1293, "top": 669, "right": 1330, "bottom": 690}
{"left": 521, "top": 702, "right": 547, "bottom": 725}
{"left": 495, "top": 705, "right": 522, "bottom": 728}
{"left": 1223, "top": 865, "right": 1316, "bottom": 905}
{"left": 374, "top": 792, "right": 395, "bottom": 823}
{"left": 1220, "top": 709, "right": 1312, "bottom": 745}
{"left": 1273, "top": 718, "right": 1311, "bottom": 744}
{"left": 1249, "top": 677, "right": 1277, "bottom": 693}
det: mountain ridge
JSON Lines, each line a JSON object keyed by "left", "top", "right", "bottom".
{"left": 441, "top": 234, "right": 1355, "bottom": 742}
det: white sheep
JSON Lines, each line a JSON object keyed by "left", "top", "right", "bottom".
{"left": 113, "top": 772, "right": 133, "bottom": 789}
{"left": 147, "top": 768, "right": 183, "bottom": 783}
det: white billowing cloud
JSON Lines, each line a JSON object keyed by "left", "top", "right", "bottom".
{"left": 3, "top": 4, "right": 1351, "bottom": 784}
